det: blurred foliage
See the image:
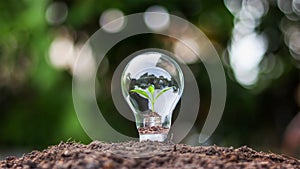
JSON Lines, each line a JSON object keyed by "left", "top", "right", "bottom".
{"left": 0, "top": 0, "right": 299, "bottom": 158}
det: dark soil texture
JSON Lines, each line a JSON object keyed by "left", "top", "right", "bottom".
{"left": 1, "top": 141, "right": 299, "bottom": 169}
{"left": 138, "top": 126, "right": 169, "bottom": 134}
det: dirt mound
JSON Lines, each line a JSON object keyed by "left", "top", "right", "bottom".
{"left": 1, "top": 141, "right": 299, "bottom": 169}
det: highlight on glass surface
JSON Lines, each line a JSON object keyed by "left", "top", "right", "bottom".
{"left": 121, "top": 50, "right": 184, "bottom": 142}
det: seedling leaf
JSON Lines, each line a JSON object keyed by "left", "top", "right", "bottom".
{"left": 130, "top": 89, "right": 150, "bottom": 99}
{"left": 148, "top": 85, "right": 155, "bottom": 96}
{"left": 155, "top": 87, "right": 172, "bottom": 101}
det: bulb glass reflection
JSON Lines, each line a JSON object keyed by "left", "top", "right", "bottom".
{"left": 121, "top": 51, "right": 184, "bottom": 142}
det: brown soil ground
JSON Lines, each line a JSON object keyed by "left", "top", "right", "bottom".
{"left": 1, "top": 141, "right": 299, "bottom": 169}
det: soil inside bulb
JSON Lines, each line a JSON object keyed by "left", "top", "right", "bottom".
{"left": 138, "top": 112, "right": 169, "bottom": 135}
{"left": 138, "top": 126, "right": 169, "bottom": 134}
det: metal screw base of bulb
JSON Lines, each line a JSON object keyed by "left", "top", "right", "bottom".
{"left": 137, "top": 125, "right": 170, "bottom": 142}
{"left": 139, "top": 133, "right": 168, "bottom": 142}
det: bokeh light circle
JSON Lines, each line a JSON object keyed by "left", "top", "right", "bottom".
{"left": 99, "top": 9, "right": 126, "bottom": 33}
{"left": 45, "top": 2, "right": 68, "bottom": 25}
{"left": 144, "top": 6, "right": 170, "bottom": 32}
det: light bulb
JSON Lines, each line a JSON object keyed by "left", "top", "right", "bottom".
{"left": 121, "top": 51, "right": 184, "bottom": 142}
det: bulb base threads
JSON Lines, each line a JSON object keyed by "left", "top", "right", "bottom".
{"left": 138, "top": 126, "right": 169, "bottom": 142}
{"left": 139, "top": 133, "right": 168, "bottom": 142}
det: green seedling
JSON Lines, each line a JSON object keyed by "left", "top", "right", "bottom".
{"left": 130, "top": 85, "right": 172, "bottom": 112}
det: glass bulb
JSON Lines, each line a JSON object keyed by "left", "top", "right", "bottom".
{"left": 121, "top": 51, "right": 184, "bottom": 142}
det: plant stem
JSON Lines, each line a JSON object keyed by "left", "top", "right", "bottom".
{"left": 151, "top": 101, "right": 154, "bottom": 112}
{"left": 151, "top": 92, "right": 155, "bottom": 112}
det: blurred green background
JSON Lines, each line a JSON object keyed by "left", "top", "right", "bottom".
{"left": 1, "top": 0, "right": 300, "bottom": 158}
